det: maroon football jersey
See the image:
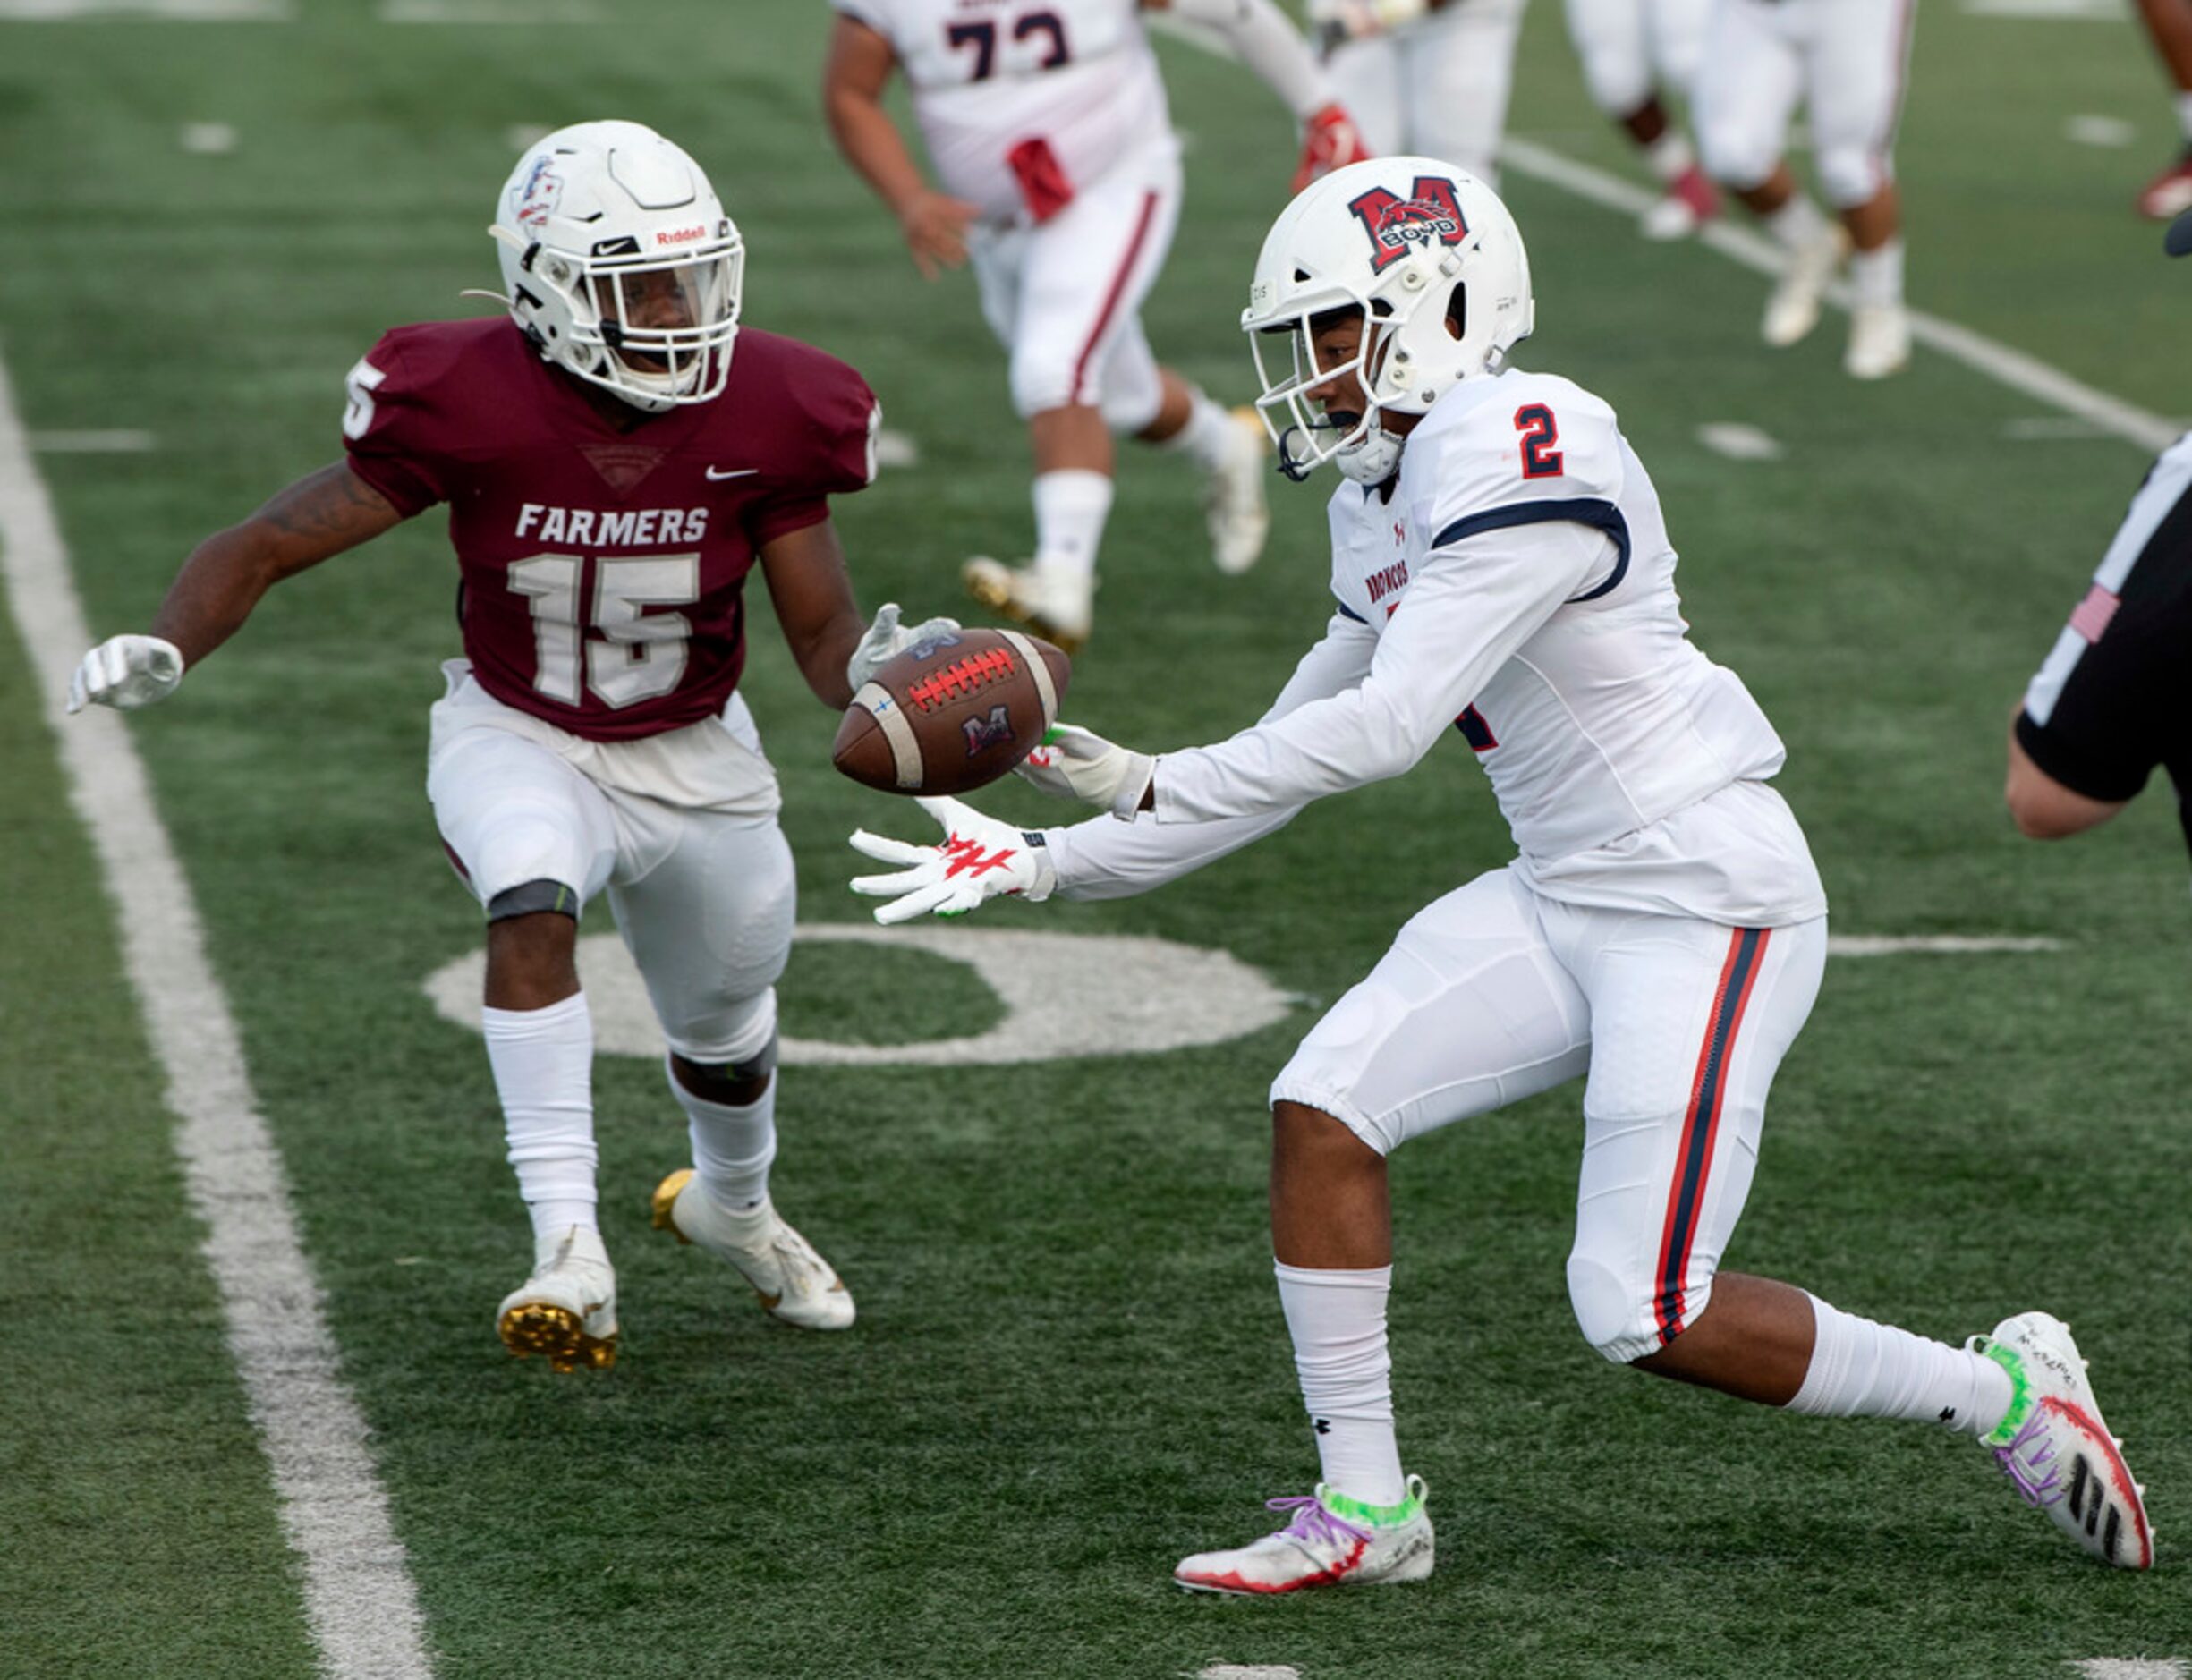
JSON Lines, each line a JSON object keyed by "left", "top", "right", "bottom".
{"left": 344, "top": 318, "right": 876, "bottom": 742}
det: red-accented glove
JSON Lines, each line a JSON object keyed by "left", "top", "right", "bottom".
{"left": 1293, "top": 103, "right": 1375, "bottom": 193}
{"left": 848, "top": 796, "right": 1058, "bottom": 925}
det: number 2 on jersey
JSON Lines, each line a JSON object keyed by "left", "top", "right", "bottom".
{"left": 1514, "top": 403, "right": 1564, "bottom": 479}
{"left": 945, "top": 8, "right": 1069, "bottom": 80}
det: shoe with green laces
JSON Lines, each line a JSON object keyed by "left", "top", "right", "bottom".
{"left": 1174, "top": 1475, "right": 1433, "bottom": 1594}
{"left": 1973, "top": 1311, "right": 2153, "bottom": 1569}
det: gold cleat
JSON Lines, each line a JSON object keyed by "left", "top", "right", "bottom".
{"left": 651, "top": 1168, "right": 855, "bottom": 1331}
{"left": 960, "top": 556, "right": 1092, "bottom": 656}
{"left": 496, "top": 1225, "right": 618, "bottom": 1373}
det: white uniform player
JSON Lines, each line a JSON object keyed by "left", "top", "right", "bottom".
{"left": 1692, "top": 0, "right": 1917, "bottom": 378}
{"left": 825, "top": 0, "right": 1371, "bottom": 650}
{"left": 846, "top": 159, "right": 2155, "bottom": 1589}
{"left": 1309, "top": 0, "right": 1525, "bottom": 187}
{"left": 1560, "top": 0, "right": 1721, "bottom": 239}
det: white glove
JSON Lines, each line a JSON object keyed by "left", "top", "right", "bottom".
{"left": 848, "top": 795, "right": 1057, "bottom": 925}
{"left": 845, "top": 602, "right": 963, "bottom": 692}
{"left": 67, "top": 634, "right": 185, "bottom": 714}
{"left": 1013, "top": 724, "right": 1154, "bottom": 816}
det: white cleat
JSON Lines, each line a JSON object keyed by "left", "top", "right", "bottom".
{"left": 1971, "top": 1311, "right": 2154, "bottom": 1569}
{"left": 497, "top": 1225, "right": 618, "bottom": 1373}
{"left": 1762, "top": 225, "right": 1850, "bottom": 348}
{"left": 1205, "top": 406, "right": 1271, "bottom": 575}
{"left": 961, "top": 556, "right": 1093, "bottom": 654}
{"left": 1175, "top": 1476, "right": 1434, "bottom": 1595}
{"left": 1843, "top": 302, "right": 1911, "bottom": 380}
{"left": 651, "top": 1169, "right": 854, "bottom": 1331}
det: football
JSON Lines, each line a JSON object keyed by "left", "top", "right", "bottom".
{"left": 833, "top": 625, "right": 1071, "bottom": 796}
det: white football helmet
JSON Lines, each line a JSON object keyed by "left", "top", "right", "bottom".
{"left": 1242, "top": 157, "right": 1534, "bottom": 482}
{"left": 489, "top": 121, "right": 743, "bottom": 412}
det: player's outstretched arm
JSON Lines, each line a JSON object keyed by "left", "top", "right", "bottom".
{"left": 1145, "top": 0, "right": 1372, "bottom": 187}
{"left": 760, "top": 519, "right": 956, "bottom": 711}
{"left": 821, "top": 14, "right": 978, "bottom": 279}
{"left": 849, "top": 797, "right": 1057, "bottom": 924}
{"left": 69, "top": 461, "right": 403, "bottom": 714}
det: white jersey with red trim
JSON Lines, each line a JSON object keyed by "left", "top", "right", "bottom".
{"left": 1142, "top": 367, "right": 1824, "bottom": 925}
{"left": 834, "top": 0, "right": 1171, "bottom": 220}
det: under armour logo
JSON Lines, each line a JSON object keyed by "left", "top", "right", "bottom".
{"left": 1939, "top": 1406, "right": 1958, "bottom": 1424}
{"left": 1313, "top": 1417, "right": 1332, "bottom": 1436}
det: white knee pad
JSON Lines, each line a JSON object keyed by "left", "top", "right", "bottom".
{"left": 1815, "top": 142, "right": 1889, "bottom": 210}
{"left": 446, "top": 802, "right": 605, "bottom": 910}
{"left": 667, "top": 987, "right": 778, "bottom": 1069}
{"left": 1009, "top": 341, "right": 1082, "bottom": 419}
{"left": 1694, "top": 100, "right": 1780, "bottom": 193}
{"left": 1567, "top": 1252, "right": 1712, "bottom": 1365}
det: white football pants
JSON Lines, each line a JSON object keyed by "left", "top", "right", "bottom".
{"left": 1562, "top": 0, "right": 1711, "bottom": 116}
{"left": 1270, "top": 865, "right": 1828, "bottom": 1366}
{"left": 1693, "top": 0, "right": 1916, "bottom": 207}
{"left": 425, "top": 664, "right": 792, "bottom": 1065}
{"left": 968, "top": 139, "right": 1178, "bottom": 428}
{"left": 1323, "top": 0, "right": 1529, "bottom": 185}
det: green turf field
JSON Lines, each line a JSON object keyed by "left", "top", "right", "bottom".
{"left": 4, "top": 3, "right": 2191, "bottom": 1676}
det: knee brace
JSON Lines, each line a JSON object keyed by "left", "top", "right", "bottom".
{"left": 670, "top": 1031, "right": 778, "bottom": 1106}
{"left": 487, "top": 878, "right": 582, "bottom": 922}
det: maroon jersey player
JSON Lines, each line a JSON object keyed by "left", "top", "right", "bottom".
{"left": 70, "top": 120, "right": 958, "bottom": 1374}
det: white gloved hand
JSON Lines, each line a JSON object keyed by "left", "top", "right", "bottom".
{"left": 67, "top": 634, "right": 185, "bottom": 714}
{"left": 845, "top": 602, "right": 964, "bottom": 692}
{"left": 848, "top": 795, "right": 1057, "bottom": 925}
{"left": 1013, "top": 724, "right": 1154, "bottom": 815}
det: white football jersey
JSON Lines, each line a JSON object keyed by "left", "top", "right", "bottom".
{"left": 1135, "top": 368, "right": 1825, "bottom": 925}
{"left": 834, "top": 0, "right": 1171, "bottom": 220}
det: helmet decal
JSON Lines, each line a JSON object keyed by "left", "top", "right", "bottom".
{"left": 1347, "top": 176, "right": 1468, "bottom": 274}
{"left": 514, "top": 153, "right": 564, "bottom": 232}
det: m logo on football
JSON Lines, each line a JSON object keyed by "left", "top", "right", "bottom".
{"left": 962, "top": 704, "right": 1015, "bottom": 757}
{"left": 1347, "top": 177, "right": 1468, "bottom": 275}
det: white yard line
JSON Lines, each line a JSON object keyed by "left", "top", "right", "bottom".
{"left": 2069, "top": 1661, "right": 2190, "bottom": 1680}
{"left": 1500, "top": 137, "right": 2184, "bottom": 455}
{"left": 0, "top": 355, "right": 433, "bottom": 1679}
{"left": 1827, "top": 935, "right": 2066, "bottom": 956}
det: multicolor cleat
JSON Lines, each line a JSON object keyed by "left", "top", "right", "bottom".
{"left": 1205, "top": 406, "right": 1271, "bottom": 576}
{"left": 1972, "top": 1311, "right": 2153, "bottom": 1569}
{"left": 1174, "top": 1476, "right": 1434, "bottom": 1595}
{"left": 651, "top": 1169, "right": 854, "bottom": 1331}
{"left": 496, "top": 1225, "right": 618, "bottom": 1373}
{"left": 961, "top": 556, "right": 1092, "bottom": 655}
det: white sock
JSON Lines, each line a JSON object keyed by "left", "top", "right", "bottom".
{"left": 1850, "top": 239, "right": 1905, "bottom": 310}
{"left": 1645, "top": 130, "right": 1695, "bottom": 183}
{"left": 1766, "top": 193, "right": 1829, "bottom": 251}
{"left": 670, "top": 1057, "right": 777, "bottom": 1213}
{"left": 1785, "top": 1293, "right": 2013, "bottom": 1437}
{"left": 1275, "top": 1260, "right": 1406, "bottom": 1506}
{"left": 2175, "top": 90, "right": 2192, "bottom": 145}
{"left": 482, "top": 993, "right": 598, "bottom": 1243}
{"left": 1030, "top": 469, "right": 1112, "bottom": 581}
{"left": 1160, "top": 387, "right": 1236, "bottom": 474}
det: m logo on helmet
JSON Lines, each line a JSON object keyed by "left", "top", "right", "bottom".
{"left": 1347, "top": 177, "right": 1468, "bottom": 275}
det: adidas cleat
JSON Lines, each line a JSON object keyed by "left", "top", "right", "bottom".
{"left": 1972, "top": 1311, "right": 2154, "bottom": 1569}
{"left": 1175, "top": 1476, "right": 1433, "bottom": 1595}
{"left": 961, "top": 556, "right": 1092, "bottom": 654}
{"left": 497, "top": 1225, "right": 618, "bottom": 1373}
{"left": 652, "top": 1169, "right": 854, "bottom": 1331}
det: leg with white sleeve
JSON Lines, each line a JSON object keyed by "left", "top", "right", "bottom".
{"left": 1174, "top": 870, "right": 1593, "bottom": 1593}
{"left": 1807, "top": 0, "right": 1916, "bottom": 378}
{"left": 962, "top": 155, "right": 1180, "bottom": 650}
{"left": 1693, "top": 0, "right": 1848, "bottom": 348}
{"left": 1561, "top": 910, "right": 2152, "bottom": 1569}
{"left": 428, "top": 709, "right": 621, "bottom": 1372}
{"left": 619, "top": 808, "right": 854, "bottom": 1332}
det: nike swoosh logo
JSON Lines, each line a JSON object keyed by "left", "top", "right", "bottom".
{"left": 706, "top": 466, "right": 760, "bottom": 481}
